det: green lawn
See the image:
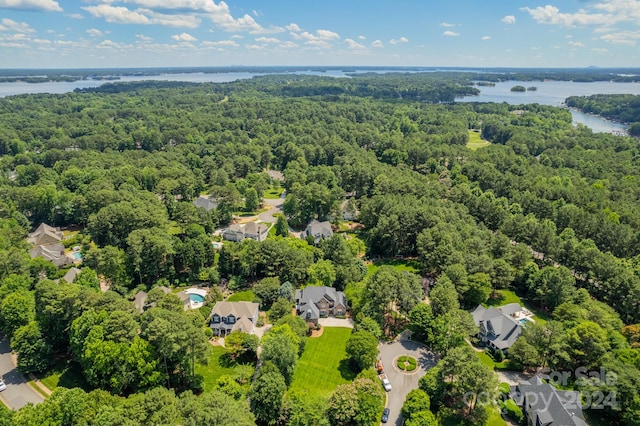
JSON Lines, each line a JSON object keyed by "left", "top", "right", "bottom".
{"left": 227, "top": 290, "right": 255, "bottom": 302}
{"left": 263, "top": 187, "right": 284, "bottom": 199}
{"left": 289, "top": 327, "right": 355, "bottom": 400}
{"left": 475, "top": 350, "right": 510, "bottom": 371}
{"left": 36, "top": 361, "right": 90, "bottom": 392}
{"left": 467, "top": 130, "right": 491, "bottom": 151}
{"left": 366, "top": 258, "right": 421, "bottom": 276}
{"left": 195, "top": 345, "right": 255, "bottom": 392}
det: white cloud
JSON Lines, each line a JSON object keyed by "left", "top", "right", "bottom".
{"left": 0, "top": 18, "right": 36, "bottom": 33}
{"left": 591, "top": 47, "right": 608, "bottom": 53}
{"left": 568, "top": 40, "right": 585, "bottom": 47}
{"left": 358, "top": 35, "right": 365, "bottom": 40}
{"left": 201, "top": 39, "right": 238, "bottom": 47}
{"left": 502, "top": 15, "right": 516, "bottom": 25}
{"left": 82, "top": 5, "right": 199, "bottom": 27}
{"left": 255, "top": 36, "right": 279, "bottom": 43}
{"left": 230, "top": 34, "right": 243, "bottom": 39}
{"left": 441, "top": 22, "right": 455, "bottom": 27}
{"left": 481, "top": 35, "right": 491, "bottom": 40}
{"left": 345, "top": 38, "right": 365, "bottom": 50}
{"left": 291, "top": 28, "right": 340, "bottom": 48}
{"left": 86, "top": 28, "right": 105, "bottom": 37}
{"left": 82, "top": 5, "right": 151, "bottom": 25}
{"left": 66, "top": 13, "right": 83, "bottom": 19}
{"left": 389, "top": 36, "right": 408, "bottom": 45}
{"left": 144, "top": 9, "right": 200, "bottom": 27}
{"left": 521, "top": 5, "right": 610, "bottom": 26}
{"left": 136, "top": 34, "right": 152, "bottom": 41}
{"left": 443, "top": 31, "right": 459, "bottom": 37}
{"left": 600, "top": 30, "right": 640, "bottom": 45}
{"left": 172, "top": 32, "right": 196, "bottom": 41}
{"left": 285, "top": 23, "right": 302, "bottom": 32}
{"left": 0, "top": 0, "right": 62, "bottom": 12}
{"left": 316, "top": 29, "right": 339, "bottom": 40}
{"left": 371, "top": 39, "right": 383, "bottom": 48}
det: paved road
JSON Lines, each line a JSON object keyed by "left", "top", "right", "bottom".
{"left": 258, "top": 191, "right": 285, "bottom": 223}
{"left": 378, "top": 335, "right": 436, "bottom": 426}
{"left": 0, "top": 338, "right": 44, "bottom": 409}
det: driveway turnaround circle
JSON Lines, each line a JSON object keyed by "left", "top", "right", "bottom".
{"left": 378, "top": 336, "right": 436, "bottom": 426}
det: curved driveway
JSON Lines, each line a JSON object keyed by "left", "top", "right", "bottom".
{"left": 378, "top": 335, "right": 436, "bottom": 426}
{"left": 258, "top": 191, "right": 285, "bottom": 223}
{"left": 0, "top": 338, "right": 44, "bottom": 409}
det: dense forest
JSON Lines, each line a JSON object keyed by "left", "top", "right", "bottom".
{"left": 566, "top": 94, "right": 640, "bottom": 135}
{"left": 0, "top": 72, "right": 639, "bottom": 425}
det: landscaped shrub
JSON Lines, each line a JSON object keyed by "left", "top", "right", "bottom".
{"left": 502, "top": 399, "right": 524, "bottom": 424}
{"left": 498, "top": 382, "right": 510, "bottom": 395}
{"left": 397, "top": 355, "right": 418, "bottom": 371}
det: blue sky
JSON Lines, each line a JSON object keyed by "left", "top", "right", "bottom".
{"left": 0, "top": 0, "right": 639, "bottom": 68}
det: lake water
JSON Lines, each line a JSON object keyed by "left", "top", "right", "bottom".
{"left": 458, "top": 80, "right": 640, "bottom": 133}
{"left": 1, "top": 71, "right": 639, "bottom": 133}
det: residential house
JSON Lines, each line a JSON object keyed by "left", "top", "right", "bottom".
{"left": 28, "top": 223, "right": 63, "bottom": 246}
{"left": 54, "top": 267, "right": 82, "bottom": 284}
{"left": 471, "top": 303, "right": 523, "bottom": 352}
{"left": 295, "top": 286, "right": 347, "bottom": 325}
{"left": 510, "top": 376, "right": 587, "bottom": 426}
{"left": 243, "top": 222, "right": 268, "bottom": 241}
{"left": 222, "top": 222, "right": 269, "bottom": 242}
{"left": 222, "top": 224, "right": 245, "bottom": 242}
{"left": 210, "top": 301, "right": 260, "bottom": 336}
{"left": 193, "top": 195, "right": 218, "bottom": 211}
{"left": 28, "top": 223, "right": 74, "bottom": 268}
{"left": 133, "top": 285, "right": 172, "bottom": 313}
{"left": 305, "top": 220, "right": 333, "bottom": 244}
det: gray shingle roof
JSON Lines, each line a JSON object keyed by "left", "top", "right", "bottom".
{"left": 193, "top": 195, "right": 218, "bottom": 211}
{"left": 510, "top": 376, "right": 587, "bottom": 426}
{"left": 296, "top": 286, "right": 347, "bottom": 316}
{"left": 472, "top": 304, "right": 522, "bottom": 350}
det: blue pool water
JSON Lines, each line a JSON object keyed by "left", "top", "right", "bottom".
{"left": 189, "top": 294, "right": 204, "bottom": 303}
{"left": 519, "top": 319, "right": 529, "bottom": 325}
{"left": 72, "top": 252, "right": 82, "bottom": 260}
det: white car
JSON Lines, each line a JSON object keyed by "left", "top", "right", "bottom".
{"left": 379, "top": 374, "right": 392, "bottom": 392}
{"left": 0, "top": 379, "right": 6, "bottom": 392}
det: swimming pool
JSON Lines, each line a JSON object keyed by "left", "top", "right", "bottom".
{"left": 72, "top": 252, "right": 82, "bottom": 260}
{"left": 189, "top": 293, "right": 205, "bottom": 303}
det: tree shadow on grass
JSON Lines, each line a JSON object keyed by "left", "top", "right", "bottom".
{"left": 56, "top": 361, "right": 92, "bottom": 392}
{"left": 338, "top": 359, "right": 358, "bottom": 381}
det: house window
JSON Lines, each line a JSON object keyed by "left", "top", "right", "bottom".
{"left": 306, "top": 311, "right": 311, "bottom": 319}
{"left": 212, "top": 315, "right": 220, "bottom": 323}
{"left": 336, "top": 310, "right": 342, "bottom": 315}
{"left": 320, "top": 310, "right": 326, "bottom": 316}
{"left": 227, "top": 316, "right": 236, "bottom": 324}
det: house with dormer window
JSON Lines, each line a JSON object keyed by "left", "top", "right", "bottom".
{"left": 295, "top": 286, "right": 347, "bottom": 325}
{"left": 471, "top": 303, "right": 523, "bottom": 352}
{"left": 209, "top": 301, "right": 260, "bottom": 336}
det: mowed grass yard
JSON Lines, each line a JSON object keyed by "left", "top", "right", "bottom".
{"left": 467, "top": 130, "right": 491, "bottom": 151}
{"left": 366, "top": 258, "right": 421, "bottom": 276}
{"left": 195, "top": 345, "right": 255, "bottom": 392}
{"left": 289, "top": 327, "right": 354, "bottom": 399}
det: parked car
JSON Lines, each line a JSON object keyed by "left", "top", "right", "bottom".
{"left": 0, "top": 379, "right": 6, "bottom": 392}
{"left": 375, "top": 359, "right": 384, "bottom": 373}
{"left": 378, "top": 374, "right": 392, "bottom": 392}
{"left": 381, "top": 407, "right": 390, "bottom": 423}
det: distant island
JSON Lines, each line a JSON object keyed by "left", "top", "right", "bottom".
{"left": 527, "top": 86, "right": 537, "bottom": 91}
{"left": 510, "top": 85, "right": 526, "bottom": 92}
